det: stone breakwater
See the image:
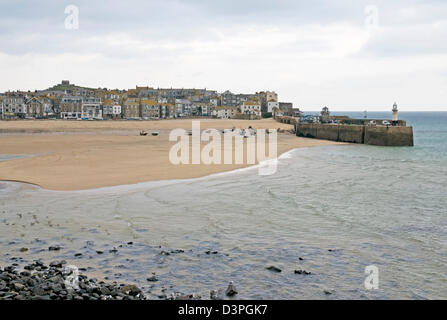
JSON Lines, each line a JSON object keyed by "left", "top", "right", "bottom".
{"left": 294, "top": 123, "right": 414, "bottom": 146}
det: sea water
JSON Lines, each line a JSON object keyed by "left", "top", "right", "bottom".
{"left": 0, "top": 112, "right": 446, "bottom": 299}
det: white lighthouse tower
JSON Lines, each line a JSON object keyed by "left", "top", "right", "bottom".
{"left": 392, "top": 102, "right": 398, "bottom": 125}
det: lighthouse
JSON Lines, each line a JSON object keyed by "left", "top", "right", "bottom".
{"left": 321, "top": 106, "right": 330, "bottom": 123}
{"left": 392, "top": 102, "right": 398, "bottom": 125}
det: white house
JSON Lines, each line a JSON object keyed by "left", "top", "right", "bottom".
{"left": 104, "top": 100, "right": 122, "bottom": 119}
{"left": 175, "top": 98, "right": 192, "bottom": 117}
{"left": 113, "top": 104, "right": 121, "bottom": 116}
{"left": 214, "top": 106, "right": 238, "bottom": 119}
{"left": 201, "top": 103, "right": 215, "bottom": 117}
{"left": 210, "top": 98, "right": 218, "bottom": 107}
{"left": 267, "top": 101, "right": 279, "bottom": 113}
{"left": 81, "top": 97, "right": 102, "bottom": 119}
{"left": 158, "top": 97, "right": 168, "bottom": 104}
{"left": 240, "top": 101, "right": 261, "bottom": 116}
{"left": 0, "top": 96, "right": 3, "bottom": 119}
{"left": 60, "top": 95, "right": 83, "bottom": 119}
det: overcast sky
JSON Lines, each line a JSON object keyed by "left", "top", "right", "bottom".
{"left": 1, "top": 0, "right": 446, "bottom": 111}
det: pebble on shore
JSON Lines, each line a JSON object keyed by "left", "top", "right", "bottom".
{"left": 0, "top": 262, "right": 146, "bottom": 300}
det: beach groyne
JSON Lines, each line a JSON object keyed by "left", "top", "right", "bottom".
{"left": 294, "top": 123, "right": 414, "bottom": 146}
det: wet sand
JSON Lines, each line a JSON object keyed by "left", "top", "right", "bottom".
{"left": 0, "top": 119, "right": 344, "bottom": 190}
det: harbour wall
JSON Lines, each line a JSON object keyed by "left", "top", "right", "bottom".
{"left": 294, "top": 123, "right": 413, "bottom": 146}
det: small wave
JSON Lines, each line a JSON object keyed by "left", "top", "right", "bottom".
{"left": 278, "top": 149, "right": 296, "bottom": 159}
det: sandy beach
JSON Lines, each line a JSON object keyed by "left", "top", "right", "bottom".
{"left": 0, "top": 119, "right": 343, "bottom": 190}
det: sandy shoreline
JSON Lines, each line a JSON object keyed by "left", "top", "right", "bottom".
{"left": 0, "top": 119, "right": 344, "bottom": 190}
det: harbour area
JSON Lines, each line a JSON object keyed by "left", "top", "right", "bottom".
{"left": 278, "top": 105, "right": 414, "bottom": 146}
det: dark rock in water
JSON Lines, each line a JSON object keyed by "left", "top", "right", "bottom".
{"left": 147, "top": 276, "right": 158, "bottom": 282}
{"left": 109, "top": 248, "right": 118, "bottom": 253}
{"left": 266, "top": 266, "right": 282, "bottom": 273}
{"left": 170, "top": 249, "right": 184, "bottom": 254}
{"left": 210, "top": 289, "right": 224, "bottom": 300}
{"left": 127, "top": 242, "right": 133, "bottom": 245}
{"left": 324, "top": 290, "right": 333, "bottom": 295}
{"left": 19, "top": 248, "right": 28, "bottom": 252}
{"left": 4, "top": 266, "right": 15, "bottom": 272}
{"left": 160, "top": 250, "right": 170, "bottom": 256}
{"left": 294, "top": 269, "right": 311, "bottom": 275}
{"left": 120, "top": 284, "right": 141, "bottom": 296}
{"left": 74, "top": 253, "right": 83, "bottom": 257}
{"left": 50, "top": 293, "right": 59, "bottom": 300}
{"left": 48, "top": 246, "right": 61, "bottom": 251}
{"left": 49, "top": 261, "right": 66, "bottom": 268}
{"left": 34, "top": 260, "right": 44, "bottom": 266}
{"left": 299, "top": 257, "right": 304, "bottom": 261}
{"left": 225, "top": 281, "right": 238, "bottom": 297}
{"left": 174, "top": 294, "right": 201, "bottom": 300}
{"left": 96, "top": 251, "right": 104, "bottom": 255}
{"left": 19, "top": 271, "right": 31, "bottom": 277}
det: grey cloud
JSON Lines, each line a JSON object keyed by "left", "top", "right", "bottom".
{"left": 1, "top": 0, "right": 446, "bottom": 57}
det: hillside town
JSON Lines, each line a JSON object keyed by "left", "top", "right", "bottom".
{"left": 0, "top": 80, "right": 299, "bottom": 121}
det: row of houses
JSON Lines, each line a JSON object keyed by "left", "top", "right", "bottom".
{"left": 0, "top": 81, "right": 295, "bottom": 120}
{"left": 0, "top": 94, "right": 55, "bottom": 119}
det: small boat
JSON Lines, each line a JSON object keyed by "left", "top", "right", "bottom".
{"left": 140, "top": 131, "right": 148, "bottom": 136}
{"left": 151, "top": 131, "right": 159, "bottom": 136}
{"left": 186, "top": 130, "right": 193, "bottom": 136}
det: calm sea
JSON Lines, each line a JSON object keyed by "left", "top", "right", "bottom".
{"left": 0, "top": 112, "right": 446, "bottom": 299}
